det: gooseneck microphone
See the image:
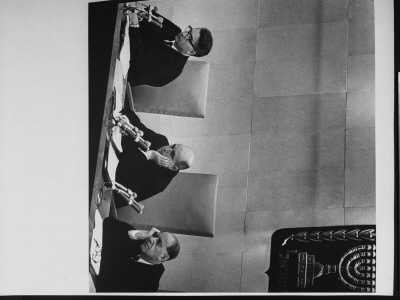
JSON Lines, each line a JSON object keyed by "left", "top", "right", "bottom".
{"left": 104, "top": 181, "right": 144, "bottom": 214}
{"left": 112, "top": 113, "right": 151, "bottom": 152}
{"left": 125, "top": 2, "right": 164, "bottom": 28}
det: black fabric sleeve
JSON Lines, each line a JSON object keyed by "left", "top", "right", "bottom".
{"left": 128, "top": 26, "right": 144, "bottom": 63}
{"left": 129, "top": 14, "right": 180, "bottom": 61}
{"left": 102, "top": 217, "right": 134, "bottom": 243}
{"left": 133, "top": 166, "right": 178, "bottom": 202}
{"left": 114, "top": 146, "right": 148, "bottom": 191}
{"left": 125, "top": 263, "right": 164, "bottom": 292}
{"left": 99, "top": 218, "right": 139, "bottom": 267}
{"left": 140, "top": 13, "right": 181, "bottom": 42}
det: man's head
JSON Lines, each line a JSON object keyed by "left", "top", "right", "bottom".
{"left": 174, "top": 26, "right": 213, "bottom": 57}
{"left": 157, "top": 144, "right": 194, "bottom": 171}
{"left": 139, "top": 232, "right": 180, "bottom": 264}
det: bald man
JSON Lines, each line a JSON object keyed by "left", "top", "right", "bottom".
{"left": 114, "top": 108, "right": 194, "bottom": 208}
{"left": 96, "top": 217, "right": 180, "bottom": 292}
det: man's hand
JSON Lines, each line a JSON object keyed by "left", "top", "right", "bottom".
{"left": 147, "top": 150, "right": 174, "bottom": 169}
{"left": 125, "top": 10, "right": 140, "bottom": 27}
{"left": 117, "top": 114, "right": 143, "bottom": 136}
{"left": 128, "top": 227, "right": 160, "bottom": 240}
{"left": 118, "top": 114, "right": 130, "bottom": 124}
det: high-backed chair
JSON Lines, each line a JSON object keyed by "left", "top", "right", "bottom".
{"left": 107, "top": 116, "right": 218, "bottom": 237}
{"left": 129, "top": 60, "right": 209, "bottom": 118}
{"left": 117, "top": 172, "right": 218, "bottom": 237}
{"left": 117, "top": 60, "right": 218, "bottom": 237}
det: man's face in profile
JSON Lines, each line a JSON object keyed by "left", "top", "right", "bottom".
{"left": 174, "top": 26, "right": 200, "bottom": 55}
{"left": 157, "top": 144, "right": 176, "bottom": 159}
{"left": 140, "top": 232, "right": 175, "bottom": 263}
{"left": 157, "top": 144, "right": 192, "bottom": 170}
{"left": 158, "top": 144, "right": 179, "bottom": 168}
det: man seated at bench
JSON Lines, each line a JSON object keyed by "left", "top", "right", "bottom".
{"left": 96, "top": 217, "right": 180, "bottom": 292}
{"left": 125, "top": 3, "right": 213, "bottom": 87}
{"left": 114, "top": 108, "right": 194, "bottom": 208}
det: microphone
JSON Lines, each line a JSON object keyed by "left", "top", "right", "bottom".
{"left": 125, "top": 2, "right": 164, "bottom": 28}
{"left": 112, "top": 112, "right": 151, "bottom": 152}
{"left": 104, "top": 181, "right": 144, "bottom": 214}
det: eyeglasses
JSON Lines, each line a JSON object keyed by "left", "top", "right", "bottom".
{"left": 183, "top": 25, "right": 196, "bottom": 52}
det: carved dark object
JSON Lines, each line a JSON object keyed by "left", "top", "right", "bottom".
{"left": 267, "top": 225, "right": 376, "bottom": 293}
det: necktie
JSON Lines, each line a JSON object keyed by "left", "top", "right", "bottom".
{"left": 164, "top": 40, "right": 173, "bottom": 47}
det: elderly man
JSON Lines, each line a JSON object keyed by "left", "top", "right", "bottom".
{"left": 126, "top": 3, "right": 213, "bottom": 87}
{"left": 114, "top": 108, "right": 194, "bottom": 208}
{"left": 96, "top": 217, "right": 180, "bottom": 292}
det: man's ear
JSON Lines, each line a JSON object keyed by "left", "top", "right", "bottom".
{"left": 159, "top": 253, "right": 169, "bottom": 262}
{"left": 168, "top": 164, "right": 179, "bottom": 171}
{"left": 187, "top": 49, "right": 196, "bottom": 56}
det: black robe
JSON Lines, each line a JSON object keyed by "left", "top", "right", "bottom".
{"left": 96, "top": 217, "right": 165, "bottom": 293}
{"left": 115, "top": 109, "right": 178, "bottom": 207}
{"left": 128, "top": 11, "right": 188, "bottom": 87}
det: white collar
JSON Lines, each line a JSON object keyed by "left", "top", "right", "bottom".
{"left": 168, "top": 43, "right": 189, "bottom": 57}
{"left": 137, "top": 257, "right": 154, "bottom": 265}
{"left": 170, "top": 43, "right": 178, "bottom": 52}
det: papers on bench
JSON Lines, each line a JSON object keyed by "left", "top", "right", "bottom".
{"left": 107, "top": 126, "right": 122, "bottom": 182}
{"left": 90, "top": 209, "right": 104, "bottom": 275}
{"left": 113, "top": 13, "right": 131, "bottom": 113}
{"left": 107, "top": 10, "right": 132, "bottom": 187}
{"left": 119, "top": 12, "right": 130, "bottom": 79}
{"left": 113, "top": 59, "right": 124, "bottom": 112}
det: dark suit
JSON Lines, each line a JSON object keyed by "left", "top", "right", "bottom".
{"left": 115, "top": 109, "right": 178, "bottom": 207}
{"left": 96, "top": 217, "right": 165, "bottom": 293}
{"left": 128, "top": 12, "right": 188, "bottom": 87}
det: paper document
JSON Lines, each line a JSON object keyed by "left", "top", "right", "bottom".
{"left": 107, "top": 128, "right": 121, "bottom": 182}
{"left": 113, "top": 59, "right": 124, "bottom": 106}
{"left": 119, "top": 14, "right": 130, "bottom": 78}
{"left": 113, "top": 82, "right": 123, "bottom": 114}
{"left": 90, "top": 209, "right": 104, "bottom": 275}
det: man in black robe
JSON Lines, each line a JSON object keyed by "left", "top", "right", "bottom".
{"left": 114, "top": 108, "right": 194, "bottom": 207}
{"left": 126, "top": 3, "right": 213, "bottom": 87}
{"left": 96, "top": 217, "right": 180, "bottom": 292}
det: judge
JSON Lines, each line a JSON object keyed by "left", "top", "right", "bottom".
{"left": 126, "top": 4, "right": 213, "bottom": 87}
{"left": 114, "top": 108, "right": 194, "bottom": 207}
{"left": 96, "top": 217, "right": 180, "bottom": 292}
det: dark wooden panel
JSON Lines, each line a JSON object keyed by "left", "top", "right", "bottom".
{"left": 89, "top": 1, "right": 119, "bottom": 201}
{"left": 89, "top": 1, "right": 124, "bottom": 246}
